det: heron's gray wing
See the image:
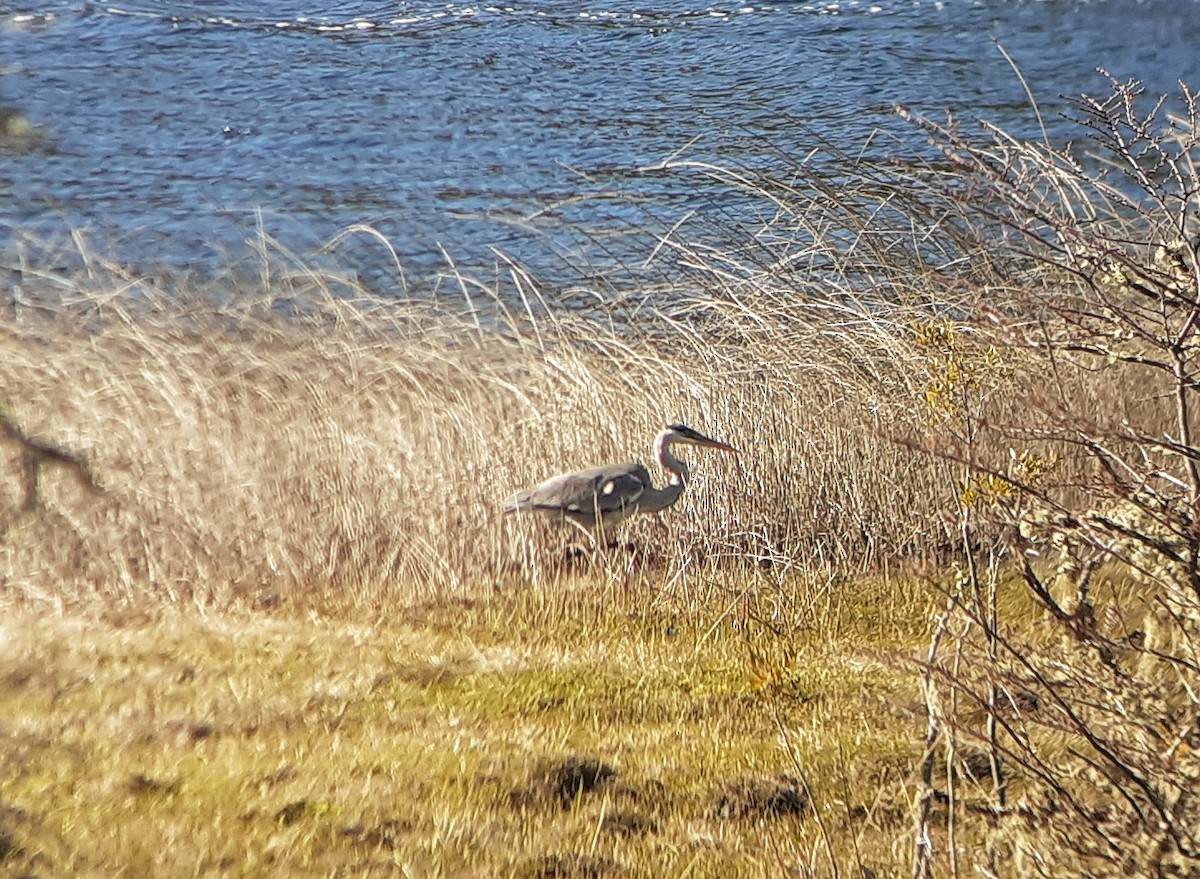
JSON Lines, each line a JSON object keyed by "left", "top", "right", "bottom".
{"left": 520, "top": 462, "right": 651, "bottom": 516}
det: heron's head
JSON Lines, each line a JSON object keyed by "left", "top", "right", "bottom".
{"left": 662, "top": 423, "right": 739, "bottom": 454}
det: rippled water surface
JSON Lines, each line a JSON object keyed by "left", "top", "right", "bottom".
{"left": 3, "top": 0, "right": 1200, "bottom": 286}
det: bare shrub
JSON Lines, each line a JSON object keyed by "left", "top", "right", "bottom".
{"left": 905, "top": 75, "right": 1200, "bottom": 878}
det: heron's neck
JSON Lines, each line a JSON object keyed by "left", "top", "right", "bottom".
{"left": 654, "top": 431, "right": 689, "bottom": 486}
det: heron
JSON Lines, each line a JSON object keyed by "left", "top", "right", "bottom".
{"left": 502, "top": 423, "right": 738, "bottom": 538}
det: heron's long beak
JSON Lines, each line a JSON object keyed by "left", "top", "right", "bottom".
{"left": 697, "top": 437, "right": 739, "bottom": 454}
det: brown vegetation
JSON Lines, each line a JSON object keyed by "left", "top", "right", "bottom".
{"left": 2, "top": 74, "right": 1200, "bottom": 878}
{"left": 0, "top": 173, "right": 981, "bottom": 610}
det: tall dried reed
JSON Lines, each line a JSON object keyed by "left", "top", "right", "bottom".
{"left": 0, "top": 167, "right": 1000, "bottom": 612}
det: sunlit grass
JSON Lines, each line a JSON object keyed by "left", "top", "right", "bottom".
{"left": 0, "top": 582, "right": 930, "bottom": 878}
{"left": 6, "top": 84, "right": 1194, "bottom": 877}
{"left": 0, "top": 207, "right": 990, "bottom": 875}
{"left": 0, "top": 204, "right": 995, "bottom": 612}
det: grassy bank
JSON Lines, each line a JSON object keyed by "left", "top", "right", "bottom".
{"left": 0, "top": 579, "right": 933, "bottom": 879}
{"left": 5, "top": 77, "right": 1200, "bottom": 877}
{"left": 0, "top": 139, "right": 988, "bottom": 876}
{"left": 0, "top": 197, "right": 972, "bottom": 876}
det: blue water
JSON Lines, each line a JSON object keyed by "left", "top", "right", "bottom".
{"left": 3, "top": 0, "right": 1200, "bottom": 289}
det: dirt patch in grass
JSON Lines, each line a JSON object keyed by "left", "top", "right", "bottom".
{"left": 0, "top": 826, "right": 20, "bottom": 863}
{"left": 340, "top": 818, "right": 413, "bottom": 850}
{"left": 712, "top": 774, "right": 808, "bottom": 819}
{"left": 510, "top": 756, "right": 617, "bottom": 810}
{"left": 124, "top": 772, "right": 182, "bottom": 797}
{"left": 551, "top": 757, "right": 617, "bottom": 807}
{"left": 526, "top": 852, "right": 622, "bottom": 878}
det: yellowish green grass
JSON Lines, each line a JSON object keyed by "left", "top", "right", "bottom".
{"left": 6, "top": 86, "right": 1200, "bottom": 876}
{"left": 0, "top": 253, "right": 1076, "bottom": 878}
{"left": 0, "top": 228, "right": 1011, "bottom": 877}
{"left": 0, "top": 577, "right": 932, "bottom": 879}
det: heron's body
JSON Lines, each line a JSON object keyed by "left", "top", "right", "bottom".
{"left": 503, "top": 424, "right": 736, "bottom": 534}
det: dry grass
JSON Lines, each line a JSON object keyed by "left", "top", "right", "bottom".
{"left": 0, "top": 199, "right": 978, "bottom": 874}
{"left": 7, "top": 89, "right": 1193, "bottom": 876}
{"left": 0, "top": 584, "right": 932, "bottom": 879}
{"left": 0, "top": 197, "right": 985, "bottom": 877}
{"left": 0, "top": 222, "right": 981, "bottom": 612}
